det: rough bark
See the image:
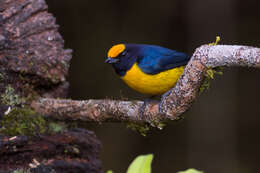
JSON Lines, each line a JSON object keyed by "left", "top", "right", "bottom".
{"left": 0, "top": 0, "right": 72, "bottom": 98}
{"left": 0, "top": 0, "right": 102, "bottom": 172}
{"left": 32, "top": 45, "right": 260, "bottom": 126}
{"left": 0, "top": 129, "right": 102, "bottom": 173}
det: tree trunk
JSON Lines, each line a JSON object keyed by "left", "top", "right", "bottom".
{"left": 0, "top": 0, "right": 102, "bottom": 172}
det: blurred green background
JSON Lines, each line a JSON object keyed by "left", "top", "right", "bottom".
{"left": 46, "top": 0, "right": 260, "bottom": 172}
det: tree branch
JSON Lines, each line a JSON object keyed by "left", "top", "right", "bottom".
{"left": 31, "top": 45, "right": 260, "bottom": 126}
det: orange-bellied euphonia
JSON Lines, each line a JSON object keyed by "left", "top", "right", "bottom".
{"left": 105, "top": 44, "right": 190, "bottom": 97}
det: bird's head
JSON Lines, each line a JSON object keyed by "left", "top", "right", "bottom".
{"left": 105, "top": 44, "right": 127, "bottom": 64}
{"left": 105, "top": 44, "right": 138, "bottom": 76}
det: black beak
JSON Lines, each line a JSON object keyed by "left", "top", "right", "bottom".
{"left": 105, "top": 57, "right": 119, "bottom": 64}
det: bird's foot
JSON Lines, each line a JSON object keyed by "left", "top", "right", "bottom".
{"left": 139, "top": 97, "right": 157, "bottom": 117}
{"left": 139, "top": 98, "right": 150, "bottom": 118}
{"left": 159, "top": 90, "right": 172, "bottom": 113}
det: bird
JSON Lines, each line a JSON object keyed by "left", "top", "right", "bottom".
{"left": 105, "top": 43, "right": 190, "bottom": 97}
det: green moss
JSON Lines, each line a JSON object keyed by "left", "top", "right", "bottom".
{"left": 0, "top": 107, "right": 47, "bottom": 136}
{"left": 48, "top": 122, "right": 67, "bottom": 133}
{"left": 127, "top": 117, "right": 167, "bottom": 136}
{"left": 174, "top": 114, "right": 185, "bottom": 121}
{"left": 199, "top": 67, "right": 223, "bottom": 94}
{"left": 1, "top": 85, "right": 22, "bottom": 106}
{"left": 150, "top": 119, "right": 166, "bottom": 130}
{"left": 12, "top": 169, "right": 31, "bottom": 173}
{"left": 127, "top": 123, "right": 150, "bottom": 136}
{"left": 0, "top": 106, "right": 69, "bottom": 136}
{"left": 61, "top": 60, "right": 70, "bottom": 69}
{"left": 200, "top": 36, "right": 224, "bottom": 94}
{"left": 64, "top": 145, "right": 80, "bottom": 155}
{"left": 13, "top": 166, "right": 56, "bottom": 173}
{"left": 72, "top": 146, "right": 80, "bottom": 154}
{"left": 40, "top": 65, "right": 48, "bottom": 73}
{"left": 0, "top": 72, "right": 4, "bottom": 81}
{"left": 29, "top": 61, "right": 34, "bottom": 67}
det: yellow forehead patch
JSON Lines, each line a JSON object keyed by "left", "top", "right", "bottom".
{"left": 107, "top": 44, "right": 125, "bottom": 58}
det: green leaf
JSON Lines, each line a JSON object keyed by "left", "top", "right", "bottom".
{"left": 107, "top": 170, "right": 113, "bottom": 173}
{"left": 177, "top": 168, "right": 203, "bottom": 173}
{"left": 127, "top": 154, "right": 153, "bottom": 173}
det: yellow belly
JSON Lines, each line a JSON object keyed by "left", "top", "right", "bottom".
{"left": 121, "top": 63, "right": 185, "bottom": 95}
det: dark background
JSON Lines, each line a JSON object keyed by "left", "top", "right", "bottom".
{"left": 46, "top": 0, "right": 260, "bottom": 172}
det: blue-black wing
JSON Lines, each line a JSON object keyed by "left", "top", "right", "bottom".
{"left": 136, "top": 45, "right": 190, "bottom": 75}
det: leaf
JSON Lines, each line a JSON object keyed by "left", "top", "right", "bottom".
{"left": 127, "top": 154, "right": 153, "bottom": 173}
{"left": 177, "top": 168, "right": 203, "bottom": 173}
{"left": 107, "top": 170, "right": 113, "bottom": 173}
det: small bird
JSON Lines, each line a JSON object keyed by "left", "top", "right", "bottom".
{"left": 105, "top": 43, "right": 190, "bottom": 97}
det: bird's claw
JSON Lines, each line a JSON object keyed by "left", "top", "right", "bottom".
{"left": 139, "top": 98, "right": 149, "bottom": 118}
{"left": 139, "top": 90, "right": 171, "bottom": 117}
